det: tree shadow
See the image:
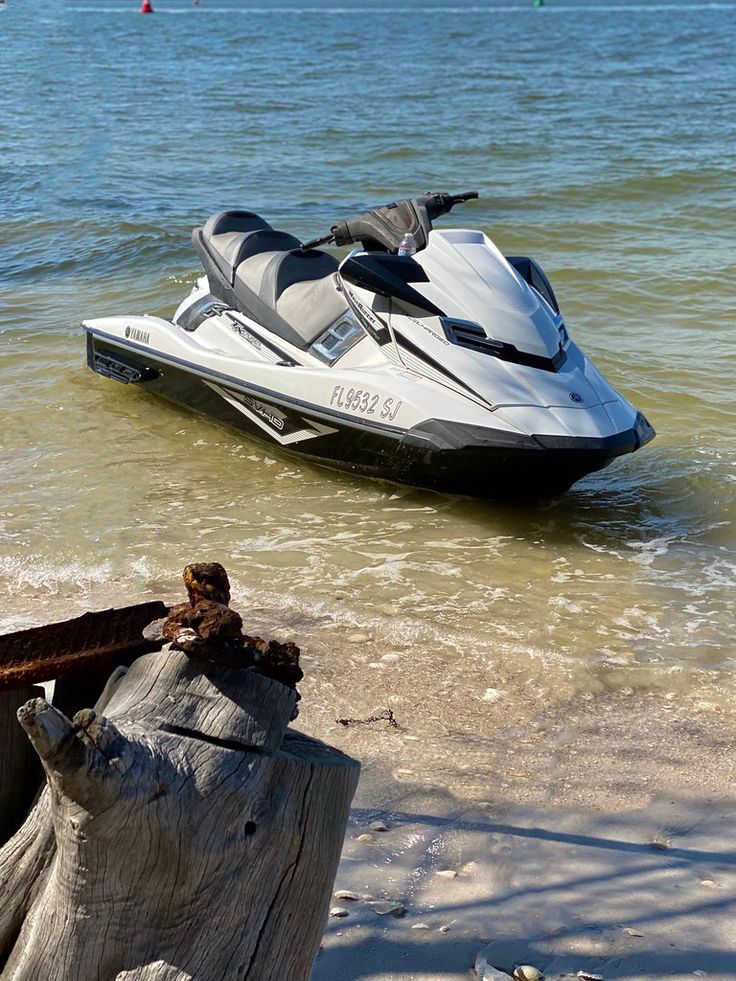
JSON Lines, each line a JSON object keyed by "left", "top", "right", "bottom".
{"left": 313, "top": 793, "right": 736, "bottom": 980}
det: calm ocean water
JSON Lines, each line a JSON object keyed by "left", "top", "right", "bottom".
{"left": 1, "top": 0, "right": 734, "bottom": 705}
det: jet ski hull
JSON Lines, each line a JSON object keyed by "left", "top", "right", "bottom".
{"left": 86, "top": 331, "right": 653, "bottom": 500}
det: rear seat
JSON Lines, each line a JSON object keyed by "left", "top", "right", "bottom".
{"left": 194, "top": 210, "right": 299, "bottom": 285}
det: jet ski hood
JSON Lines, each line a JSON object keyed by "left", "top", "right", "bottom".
{"left": 412, "top": 229, "right": 561, "bottom": 360}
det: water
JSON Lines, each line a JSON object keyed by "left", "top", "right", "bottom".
{"left": 1, "top": 0, "right": 734, "bottom": 707}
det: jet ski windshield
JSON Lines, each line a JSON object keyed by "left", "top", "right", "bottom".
{"left": 302, "top": 190, "right": 478, "bottom": 254}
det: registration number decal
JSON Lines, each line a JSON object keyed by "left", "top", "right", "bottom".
{"left": 330, "top": 385, "right": 403, "bottom": 421}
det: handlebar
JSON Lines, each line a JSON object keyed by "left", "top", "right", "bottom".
{"left": 422, "top": 189, "right": 478, "bottom": 221}
{"left": 301, "top": 190, "right": 479, "bottom": 252}
{"left": 452, "top": 191, "right": 479, "bottom": 204}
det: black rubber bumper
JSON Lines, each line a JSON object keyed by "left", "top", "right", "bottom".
{"left": 400, "top": 413, "right": 656, "bottom": 499}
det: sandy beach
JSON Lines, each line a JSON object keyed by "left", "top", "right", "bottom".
{"left": 308, "top": 693, "right": 735, "bottom": 980}
{"left": 6, "top": 583, "right": 735, "bottom": 979}
{"left": 295, "top": 636, "right": 736, "bottom": 981}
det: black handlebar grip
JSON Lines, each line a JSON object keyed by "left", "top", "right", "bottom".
{"left": 330, "top": 221, "right": 354, "bottom": 247}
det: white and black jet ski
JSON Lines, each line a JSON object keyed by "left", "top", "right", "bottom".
{"left": 82, "top": 191, "right": 655, "bottom": 499}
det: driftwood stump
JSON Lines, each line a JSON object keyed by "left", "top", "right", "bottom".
{"left": 0, "top": 567, "right": 359, "bottom": 981}
{"left": 0, "top": 602, "right": 168, "bottom": 847}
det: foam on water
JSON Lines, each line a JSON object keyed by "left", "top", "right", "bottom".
{"left": 0, "top": 555, "right": 114, "bottom": 595}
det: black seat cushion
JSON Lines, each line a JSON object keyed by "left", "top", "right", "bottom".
{"left": 231, "top": 229, "right": 302, "bottom": 274}
{"left": 197, "top": 210, "right": 302, "bottom": 285}
{"left": 193, "top": 211, "right": 349, "bottom": 350}
{"left": 276, "top": 271, "right": 349, "bottom": 348}
{"left": 266, "top": 249, "right": 340, "bottom": 304}
{"left": 203, "top": 210, "right": 271, "bottom": 237}
{"left": 270, "top": 250, "right": 348, "bottom": 347}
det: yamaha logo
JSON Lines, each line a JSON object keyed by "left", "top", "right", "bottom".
{"left": 569, "top": 391, "right": 583, "bottom": 403}
{"left": 124, "top": 325, "right": 151, "bottom": 345}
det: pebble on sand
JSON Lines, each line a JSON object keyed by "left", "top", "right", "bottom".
{"left": 329, "top": 907, "right": 349, "bottom": 918}
{"left": 355, "top": 833, "right": 376, "bottom": 843}
{"left": 436, "top": 869, "right": 458, "bottom": 878}
{"left": 334, "top": 889, "right": 360, "bottom": 901}
{"left": 370, "top": 901, "right": 407, "bottom": 917}
{"left": 513, "top": 967, "right": 544, "bottom": 981}
{"left": 369, "top": 820, "right": 389, "bottom": 832}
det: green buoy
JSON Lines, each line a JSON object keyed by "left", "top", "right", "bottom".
{"left": 533, "top": 0, "right": 544, "bottom": 7}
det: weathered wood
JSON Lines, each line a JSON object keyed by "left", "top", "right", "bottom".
{"left": 0, "top": 664, "right": 134, "bottom": 962}
{"left": 0, "top": 689, "right": 44, "bottom": 845}
{"left": 0, "top": 786, "right": 55, "bottom": 961}
{"left": 0, "top": 648, "right": 359, "bottom": 981}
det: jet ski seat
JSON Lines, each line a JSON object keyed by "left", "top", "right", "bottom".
{"left": 194, "top": 210, "right": 300, "bottom": 285}
{"left": 194, "top": 209, "right": 349, "bottom": 351}
{"left": 234, "top": 249, "right": 348, "bottom": 350}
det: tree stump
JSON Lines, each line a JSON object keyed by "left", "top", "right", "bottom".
{"left": 0, "top": 646, "right": 359, "bottom": 980}
{"left": 0, "top": 600, "right": 169, "bottom": 847}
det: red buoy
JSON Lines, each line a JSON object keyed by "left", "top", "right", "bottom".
{"left": 141, "top": 0, "right": 154, "bottom": 12}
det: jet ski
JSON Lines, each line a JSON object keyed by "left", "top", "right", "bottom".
{"left": 81, "top": 190, "right": 655, "bottom": 499}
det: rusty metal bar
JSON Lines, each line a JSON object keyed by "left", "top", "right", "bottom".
{"left": 0, "top": 601, "right": 169, "bottom": 690}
